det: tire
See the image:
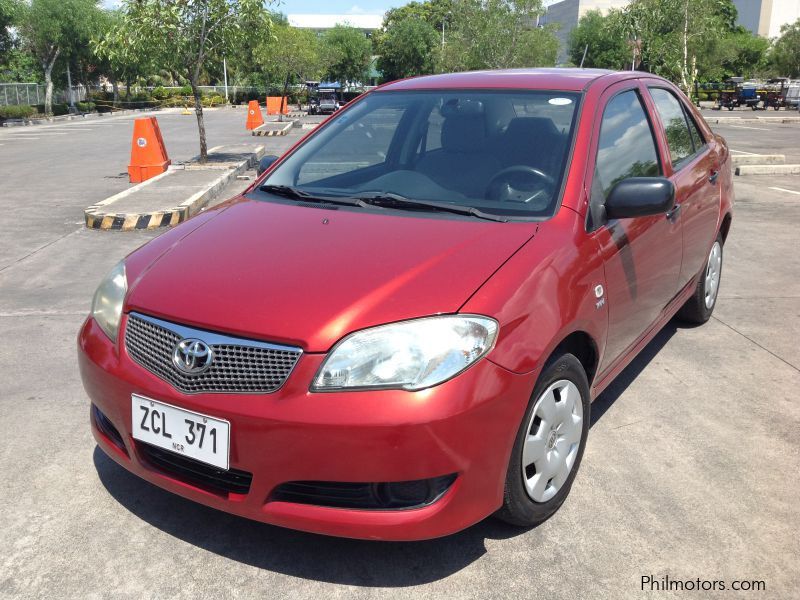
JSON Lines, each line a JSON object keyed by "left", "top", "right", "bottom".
{"left": 677, "top": 233, "right": 724, "bottom": 324}
{"left": 495, "top": 353, "right": 590, "bottom": 527}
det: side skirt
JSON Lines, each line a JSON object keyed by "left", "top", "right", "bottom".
{"left": 590, "top": 276, "right": 697, "bottom": 400}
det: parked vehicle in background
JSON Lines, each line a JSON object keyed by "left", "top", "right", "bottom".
{"left": 307, "top": 82, "right": 341, "bottom": 115}
{"left": 763, "top": 78, "right": 789, "bottom": 110}
{"left": 784, "top": 82, "right": 800, "bottom": 110}
{"left": 79, "top": 68, "right": 733, "bottom": 541}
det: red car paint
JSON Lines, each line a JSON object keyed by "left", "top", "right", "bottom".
{"left": 79, "top": 69, "right": 733, "bottom": 540}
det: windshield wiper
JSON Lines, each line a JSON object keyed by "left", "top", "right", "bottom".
{"left": 353, "top": 191, "right": 509, "bottom": 222}
{"left": 260, "top": 184, "right": 369, "bottom": 208}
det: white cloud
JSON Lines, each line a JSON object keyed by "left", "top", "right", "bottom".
{"left": 348, "top": 5, "right": 366, "bottom": 13}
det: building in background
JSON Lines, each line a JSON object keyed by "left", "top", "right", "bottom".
{"left": 287, "top": 14, "right": 383, "bottom": 37}
{"left": 540, "top": 0, "right": 631, "bottom": 64}
{"left": 732, "top": 0, "right": 800, "bottom": 38}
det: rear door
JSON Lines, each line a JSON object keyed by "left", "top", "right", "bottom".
{"left": 585, "top": 82, "right": 683, "bottom": 375}
{"left": 645, "top": 86, "right": 721, "bottom": 287}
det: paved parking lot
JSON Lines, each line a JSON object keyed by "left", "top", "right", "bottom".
{"left": 0, "top": 109, "right": 798, "bottom": 599}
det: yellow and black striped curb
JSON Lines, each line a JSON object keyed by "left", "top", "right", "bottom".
{"left": 85, "top": 209, "right": 187, "bottom": 231}
{"left": 252, "top": 121, "right": 294, "bottom": 137}
{"left": 84, "top": 149, "right": 263, "bottom": 231}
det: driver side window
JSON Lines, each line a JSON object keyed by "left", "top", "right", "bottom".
{"left": 588, "top": 89, "right": 661, "bottom": 230}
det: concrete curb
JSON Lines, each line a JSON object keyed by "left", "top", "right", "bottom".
{"left": 735, "top": 164, "right": 800, "bottom": 176}
{"left": 84, "top": 145, "right": 265, "bottom": 231}
{"left": 731, "top": 154, "right": 785, "bottom": 166}
{"left": 1, "top": 107, "right": 172, "bottom": 128}
{"left": 252, "top": 121, "right": 294, "bottom": 137}
{"left": 706, "top": 116, "right": 800, "bottom": 125}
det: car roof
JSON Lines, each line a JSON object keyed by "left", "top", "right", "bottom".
{"left": 378, "top": 68, "right": 642, "bottom": 93}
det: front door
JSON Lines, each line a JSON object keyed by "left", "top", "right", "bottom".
{"left": 586, "top": 84, "right": 683, "bottom": 375}
{"left": 646, "top": 86, "right": 721, "bottom": 287}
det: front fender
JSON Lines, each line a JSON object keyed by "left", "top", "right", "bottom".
{"left": 461, "top": 207, "right": 608, "bottom": 381}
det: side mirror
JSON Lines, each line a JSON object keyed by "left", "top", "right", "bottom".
{"left": 257, "top": 155, "right": 279, "bottom": 176}
{"left": 605, "top": 177, "right": 675, "bottom": 219}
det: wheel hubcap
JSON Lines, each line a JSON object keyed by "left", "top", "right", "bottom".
{"left": 704, "top": 241, "right": 722, "bottom": 309}
{"left": 521, "top": 379, "right": 583, "bottom": 503}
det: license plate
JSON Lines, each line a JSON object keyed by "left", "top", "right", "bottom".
{"left": 131, "top": 394, "right": 230, "bottom": 470}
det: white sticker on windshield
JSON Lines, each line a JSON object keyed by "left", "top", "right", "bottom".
{"left": 549, "top": 97, "right": 573, "bottom": 106}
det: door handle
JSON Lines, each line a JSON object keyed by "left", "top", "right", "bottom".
{"left": 666, "top": 203, "right": 682, "bottom": 222}
{"left": 708, "top": 170, "right": 719, "bottom": 185}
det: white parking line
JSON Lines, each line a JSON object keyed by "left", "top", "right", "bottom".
{"left": 728, "top": 125, "right": 770, "bottom": 131}
{"left": 769, "top": 186, "right": 800, "bottom": 196}
{"left": 731, "top": 149, "right": 758, "bottom": 155}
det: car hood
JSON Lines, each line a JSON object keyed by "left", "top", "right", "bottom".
{"left": 125, "top": 197, "right": 537, "bottom": 351}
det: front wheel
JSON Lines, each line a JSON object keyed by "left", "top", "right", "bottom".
{"left": 678, "top": 234, "right": 723, "bottom": 324}
{"left": 496, "top": 353, "right": 590, "bottom": 527}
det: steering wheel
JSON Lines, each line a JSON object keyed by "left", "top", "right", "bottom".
{"left": 486, "top": 166, "right": 556, "bottom": 205}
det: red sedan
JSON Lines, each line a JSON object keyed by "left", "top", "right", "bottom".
{"left": 79, "top": 69, "right": 733, "bottom": 541}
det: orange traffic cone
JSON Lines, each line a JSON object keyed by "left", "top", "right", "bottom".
{"left": 246, "top": 100, "right": 264, "bottom": 130}
{"left": 128, "top": 117, "right": 170, "bottom": 183}
{"left": 266, "top": 96, "right": 290, "bottom": 115}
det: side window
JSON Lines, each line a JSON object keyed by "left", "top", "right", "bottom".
{"left": 685, "top": 111, "right": 706, "bottom": 151}
{"left": 590, "top": 89, "right": 661, "bottom": 228}
{"left": 649, "top": 88, "right": 696, "bottom": 169}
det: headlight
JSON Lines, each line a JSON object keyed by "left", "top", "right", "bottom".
{"left": 91, "top": 260, "right": 127, "bottom": 341}
{"left": 312, "top": 315, "right": 498, "bottom": 392}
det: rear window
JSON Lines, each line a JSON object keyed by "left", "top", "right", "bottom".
{"left": 257, "top": 89, "right": 582, "bottom": 219}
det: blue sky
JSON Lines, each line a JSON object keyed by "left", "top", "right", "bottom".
{"left": 271, "top": 1, "right": 395, "bottom": 14}
{"left": 272, "top": 0, "right": 558, "bottom": 13}
{"left": 101, "top": 0, "right": 400, "bottom": 11}
{"left": 103, "top": 0, "right": 560, "bottom": 14}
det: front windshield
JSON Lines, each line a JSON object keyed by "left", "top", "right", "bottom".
{"left": 259, "top": 89, "right": 581, "bottom": 219}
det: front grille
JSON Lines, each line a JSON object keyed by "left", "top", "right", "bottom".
{"left": 271, "top": 474, "right": 457, "bottom": 510}
{"left": 124, "top": 312, "right": 302, "bottom": 394}
{"left": 138, "top": 442, "right": 253, "bottom": 495}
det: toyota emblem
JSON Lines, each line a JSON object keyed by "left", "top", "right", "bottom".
{"left": 172, "top": 338, "right": 213, "bottom": 374}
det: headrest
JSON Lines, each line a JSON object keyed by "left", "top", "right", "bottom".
{"left": 441, "top": 114, "right": 486, "bottom": 153}
{"left": 504, "top": 117, "right": 560, "bottom": 141}
{"left": 440, "top": 98, "right": 484, "bottom": 118}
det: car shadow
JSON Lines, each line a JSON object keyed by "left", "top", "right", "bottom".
{"left": 590, "top": 320, "right": 680, "bottom": 427}
{"left": 93, "top": 447, "right": 524, "bottom": 586}
{"left": 93, "top": 319, "right": 683, "bottom": 585}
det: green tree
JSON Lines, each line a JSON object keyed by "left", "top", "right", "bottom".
{"left": 709, "top": 29, "right": 769, "bottom": 80}
{"left": 770, "top": 18, "right": 800, "bottom": 77}
{"left": 321, "top": 25, "right": 372, "bottom": 86}
{"left": 98, "top": 0, "right": 272, "bottom": 161}
{"left": 257, "top": 22, "right": 322, "bottom": 119}
{"left": 382, "top": 0, "right": 455, "bottom": 33}
{"left": 18, "top": 0, "right": 100, "bottom": 115}
{"left": 625, "top": 0, "right": 742, "bottom": 93}
{"left": 378, "top": 18, "right": 439, "bottom": 82}
{"left": 568, "top": 9, "right": 630, "bottom": 69}
{"left": 440, "top": 0, "right": 557, "bottom": 71}
{"left": 0, "top": 0, "right": 16, "bottom": 62}
{"left": 92, "top": 9, "right": 155, "bottom": 105}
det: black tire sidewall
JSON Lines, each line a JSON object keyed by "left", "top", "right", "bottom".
{"left": 499, "top": 353, "right": 591, "bottom": 526}
{"left": 679, "top": 233, "right": 724, "bottom": 324}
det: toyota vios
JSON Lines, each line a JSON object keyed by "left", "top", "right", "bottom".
{"left": 79, "top": 69, "right": 733, "bottom": 541}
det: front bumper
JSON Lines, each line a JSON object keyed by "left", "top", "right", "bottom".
{"left": 78, "top": 315, "right": 535, "bottom": 541}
